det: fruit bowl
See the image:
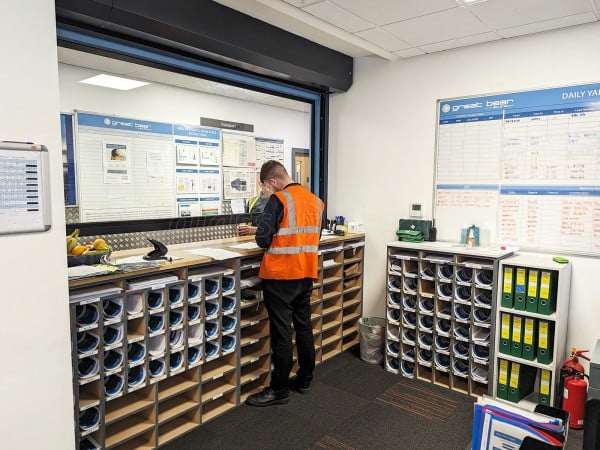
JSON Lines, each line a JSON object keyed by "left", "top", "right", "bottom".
{"left": 67, "top": 250, "right": 111, "bottom": 267}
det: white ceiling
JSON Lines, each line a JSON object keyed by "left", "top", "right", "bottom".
{"left": 57, "top": 47, "right": 310, "bottom": 112}
{"left": 214, "top": 0, "right": 600, "bottom": 59}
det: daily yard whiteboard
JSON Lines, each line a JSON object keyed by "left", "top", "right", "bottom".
{"left": 0, "top": 143, "right": 51, "bottom": 235}
{"left": 434, "top": 82, "right": 600, "bottom": 256}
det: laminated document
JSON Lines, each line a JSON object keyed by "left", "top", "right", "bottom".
{"left": 472, "top": 396, "right": 566, "bottom": 449}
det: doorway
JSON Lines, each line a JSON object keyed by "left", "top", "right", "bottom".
{"left": 292, "top": 148, "right": 310, "bottom": 190}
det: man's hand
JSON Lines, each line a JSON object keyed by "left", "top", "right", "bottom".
{"left": 237, "top": 224, "right": 257, "bottom": 236}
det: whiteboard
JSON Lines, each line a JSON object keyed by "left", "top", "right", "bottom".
{"left": 0, "top": 143, "right": 51, "bottom": 234}
{"left": 434, "top": 82, "right": 600, "bottom": 256}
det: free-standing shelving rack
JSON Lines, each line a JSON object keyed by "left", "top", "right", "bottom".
{"left": 69, "top": 234, "right": 364, "bottom": 450}
{"left": 384, "top": 241, "right": 514, "bottom": 397}
{"left": 492, "top": 254, "right": 571, "bottom": 408}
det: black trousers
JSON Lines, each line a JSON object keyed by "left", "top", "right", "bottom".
{"left": 262, "top": 278, "right": 315, "bottom": 392}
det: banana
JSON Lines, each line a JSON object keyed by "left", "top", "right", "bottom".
{"left": 66, "top": 228, "right": 80, "bottom": 253}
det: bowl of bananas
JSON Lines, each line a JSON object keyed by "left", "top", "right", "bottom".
{"left": 67, "top": 229, "right": 112, "bottom": 267}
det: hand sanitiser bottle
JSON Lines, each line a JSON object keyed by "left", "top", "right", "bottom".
{"left": 467, "top": 227, "right": 475, "bottom": 248}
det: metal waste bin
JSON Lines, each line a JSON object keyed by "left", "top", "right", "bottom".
{"left": 358, "top": 317, "right": 386, "bottom": 364}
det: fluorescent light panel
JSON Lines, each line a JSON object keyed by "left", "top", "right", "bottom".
{"left": 458, "top": 0, "right": 488, "bottom": 4}
{"left": 79, "top": 74, "right": 149, "bottom": 90}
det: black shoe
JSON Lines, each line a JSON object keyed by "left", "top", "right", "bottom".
{"left": 246, "top": 387, "right": 289, "bottom": 407}
{"left": 290, "top": 378, "right": 311, "bottom": 394}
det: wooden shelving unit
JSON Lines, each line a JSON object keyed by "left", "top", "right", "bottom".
{"left": 69, "top": 235, "right": 364, "bottom": 449}
{"left": 384, "top": 241, "right": 513, "bottom": 398}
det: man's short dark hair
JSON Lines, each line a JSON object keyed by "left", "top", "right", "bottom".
{"left": 260, "top": 160, "right": 288, "bottom": 183}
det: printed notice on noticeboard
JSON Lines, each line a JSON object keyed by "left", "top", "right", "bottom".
{"left": 103, "top": 141, "right": 131, "bottom": 184}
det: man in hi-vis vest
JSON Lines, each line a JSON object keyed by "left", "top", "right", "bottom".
{"left": 246, "top": 160, "right": 324, "bottom": 407}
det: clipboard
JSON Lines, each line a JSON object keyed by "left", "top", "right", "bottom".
{"left": 0, "top": 142, "right": 51, "bottom": 235}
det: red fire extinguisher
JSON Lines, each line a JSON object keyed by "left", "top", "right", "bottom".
{"left": 560, "top": 348, "right": 590, "bottom": 429}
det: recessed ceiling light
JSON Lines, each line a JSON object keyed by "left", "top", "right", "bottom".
{"left": 79, "top": 74, "right": 150, "bottom": 90}
{"left": 458, "top": 0, "right": 488, "bottom": 4}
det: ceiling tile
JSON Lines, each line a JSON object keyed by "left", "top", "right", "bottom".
{"left": 419, "top": 31, "right": 501, "bottom": 53}
{"left": 382, "top": 7, "right": 491, "bottom": 46}
{"left": 496, "top": 12, "right": 598, "bottom": 39}
{"left": 354, "top": 27, "right": 411, "bottom": 52}
{"left": 393, "top": 47, "right": 426, "bottom": 58}
{"left": 467, "top": 0, "right": 594, "bottom": 29}
{"left": 282, "top": 0, "right": 323, "bottom": 7}
{"left": 328, "top": 0, "right": 459, "bottom": 26}
{"left": 303, "top": 0, "right": 373, "bottom": 32}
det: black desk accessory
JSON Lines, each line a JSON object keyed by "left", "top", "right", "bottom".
{"left": 143, "top": 238, "right": 171, "bottom": 261}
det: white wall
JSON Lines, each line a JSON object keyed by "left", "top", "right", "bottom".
{"left": 59, "top": 64, "right": 311, "bottom": 167}
{"left": 329, "top": 22, "right": 600, "bottom": 364}
{"left": 0, "top": 2, "right": 75, "bottom": 449}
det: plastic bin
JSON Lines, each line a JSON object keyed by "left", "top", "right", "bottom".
{"left": 358, "top": 317, "right": 386, "bottom": 364}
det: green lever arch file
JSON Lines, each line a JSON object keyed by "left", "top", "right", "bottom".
{"left": 499, "top": 312, "right": 512, "bottom": 355}
{"left": 501, "top": 266, "right": 514, "bottom": 308}
{"left": 537, "top": 319, "right": 554, "bottom": 364}
{"left": 497, "top": 359, "right": 509, "bottom": 400}
{"left": 522, "top": 317, "right": 537, "bottom": 361}
{"left": 538, "top": 270, "right": 556, "bottom": 315}
{"left": 511, "top": 315, "right": 523, "bottom": 358}
{"left": 514, "top": 267, "right": 527, "bottom": 310}
{"left": 526, "top": 268, "right": 540, "bottom": 313}
{"left": 508, "top": 362, "right": 536, "bottom": 403}
{"left": 539, "top": 369, "right": 552, "bottom": 406}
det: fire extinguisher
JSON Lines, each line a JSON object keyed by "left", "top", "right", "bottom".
{"left": 559, "top": 347, "right": 590, "bottom": 429}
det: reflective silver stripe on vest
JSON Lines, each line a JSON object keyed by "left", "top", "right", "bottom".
{"left": 275, "top": 189, "right": 323, "bottom": 237}
{"left": 267, "top": 245, "right": 319, "bottom": 254}
{"left": 279, "top": 190, "right": 296, "bottom": 228}
{"left": 276, "top": 226, "right": 321, "bottom": 235}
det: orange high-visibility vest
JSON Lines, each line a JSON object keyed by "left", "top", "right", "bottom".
{"left": 258, "top": 185, "right": 324, "bottom": 280}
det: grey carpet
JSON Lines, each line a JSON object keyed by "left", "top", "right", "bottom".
{"left": 160, "top": 348, "right": 479, "bottom": 449}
